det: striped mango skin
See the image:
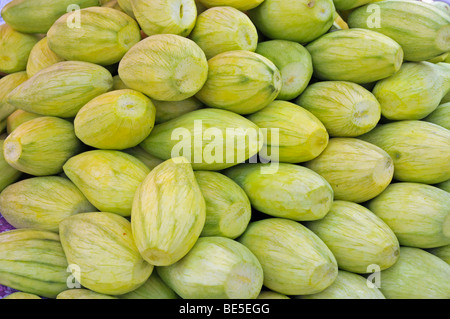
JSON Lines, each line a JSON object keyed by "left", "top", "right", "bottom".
{"left": 359, "top": 120, "right": 450, "bottom": 184}
{"left": 0, "top": 138, "right": 22, "bottom": 192}
{"left": 6, "top": 61, "right": 113, "bottom": 118}
{"left": 195, "top": 50, "right": 282, "bottom": 115}
{"left": 0, "top": 71, "right": 28, "bottom": 122}
{"left": 26, "top": 37, "right": 65, "bottom": 78}
{"left": 59, "top": 212, "right": 154, "bottom": 295}
{"left": 0, "top": 229, "right": 69, "bottom": 298}
{"left": 347, "top": 0, "right": 450, "bottom": 62}
{"left": 131, "top": 157, "right": 206, "bottom": 266}
{"left": 306, "top": 28, "right": 403, "bottom": 84}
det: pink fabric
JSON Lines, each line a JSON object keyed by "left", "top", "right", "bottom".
{"left": 0, "top": 213, "right": 17, "bottom": 298}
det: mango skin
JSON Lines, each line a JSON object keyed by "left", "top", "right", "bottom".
{"left": 6, "top": 109, "right": 43, "bottom": 134}
{"left": 0, "top": 71, "right": 29, "bottom": 122}
{"left": 347, "top": 0, "right": 450, "bottom": 61}
{"left": 26, "top": 37, "right": 65, "bottom": 78}
{"left": 3, "top": 292, "right": 42, "bottom": 299}
{"left": 238, "top": 218, "right": 338, "bottom": 296}
{"left": 0, "top": 176, "right": 96, "bottom": 233}
{"left": 367, "top": 182, "right": 450, "bottom": 249}
{"left": 47, "top": 7, "right": 141, "bottom": 66}
{"left": 424, "top": 102, "right": 450, "bottom": 130}
{"left": 0, "top": 229, "right": 69, "bottom": 299}
{"left": 297, "top": 270, "right": 385, "bottom": 299}
{"left": 63, "top": 150, "right": 150, "bottom": 217}
{"left": 306, "top": 200, "right": 400, "bottom": 274}
{"left": 379, "top": 247, "right": 450, "bottom": 299}
{"left": 119, "top": 272, "right": 179, "bottom": 299}
{"left": 3, "top": 116, "right": 84, "bottom": 176}
{"left": 306, "top": 28, "right": 403, "bottom": 84}
{"left": 57, "top": 289, "right": 117, "bottom": 299}
{"left": 0, "top": 139, "right": 22, "bottom": 192}
{"left": 359, "top": 120, "right": 450, "bottom": 184}
{"left": 0, "top": 24, "right": 40, "bottom": 74}
{"left": 59, "top": 212, "right": 154, "bottom": 296}
{"left": 196, "top": 0, "right": 264, "bottom": 11}
{"left": 1, "top": 0, "right": 101, "bottom": 34}
{"left": 428, "top": 245, "right": 450, "bottom": 265}
{"left": 131, "top": 157, "right": 206, "bottom": 266}
{"left": 157, "top": 236, "right": 264, "bottom": 299}
{"left": 304, "top": 138, "right": 394, "bottom": 203}
{"left": 224, "top": 163, "right": 334, "bottom": 221}
{"left": 140, "top": 108, "right": 263, "bottom": 171}
{"left": 6, "top": 61, "right": 113, "bottom": 118}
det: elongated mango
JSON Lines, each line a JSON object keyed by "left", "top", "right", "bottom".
{"left": 74, "top": 89, "right": 156, "bottom": 150}
{"left": 47, "top": 7, "right": 141, "bottom": 66}
{"left": 306, "top": 201, "right": 400, "bottom": 273}
{"left": 6, "top": 110, "right": 43, "bottom": 134}
{"left": 255, "top": 40, "right": 313, "bottom": 101}
{"left": 378, "top": 247, "right": 450, "bottom": 299}
{"left": 157, "top": 236, "right": 264, "bottom": 299}
{"left": 428, "top": 245, "right": 450, "bottom": 265}
{"left": 6, "top": 61, "right": 113, "bottom": 118}
{"left": 0, "top": 176, "right": 96, "bottom": 233}
{"left": 57, "top": 289, "right": 117, "bottom": 299}
{"left": 196, "top": 0, "right": 264, "bottom": 11}
{"left": 238, "top": 218, "right": 338, "bottom": 295}
{"left": 118, "top": 34, "right": 208, "bottom": 101}
{"left": 224, "top": 163, "right": 334, "bottom": 221}
{"left": 372, "top": 62, "right": 450, "bottom": 120}
{"left": 3, "top": 117, "right": 83, "bottom": 176}
{"left": 367, "top": 182, "right": 450, "bottom": 249}
{"left": 194, "top": 171, "right": 251, "bottom": 238}
{"left": 305, "top": 138, "right": 394, "bottom": 203}
{"left": 131, "top": 157, "right": 206, "bottom": 266}
{"left": 140, "top": 108, "right": 263, "bottom": 171}
{"left": 306, "top": 28, "right": 403, "bottom": 84}
{"left": 297, "top": 81, "right": 381, "bottom": 137}
{"left": 424, "top": 102, "right": 450, "bottom": 130}
{"left": 0, "top": 24, "right": 39, "bottom": 74}
{"left": 347, "top": 0, "right": 450, "bottom": 61}
{"left": 0, "top": 138, "right": 22, "bottom": 192}
{"left": 59, "top": 212, "right": 153, "bottom": 295}
{"left": 119, "top": 272, "right": 179, "bottom": 299}
{"left": 26, "top": 37, "right": 65, "bottom": 78}
{"left": 0, "top": 229, "right": 69, "bottom": 298}
{"left": 297, "top": 270, "right": 385, "bottom": 299}
{"left": 359, "top": 120, "right": 450, "bottom": 184}
{"left": 1, "top": 0, "right": 101, "bottom": 34}
{"left": 247, "top": 100, "right": 329, "bottom": 163}
{"left": 195, "top": 50, "right": 281, "bottom": 115}
{"left": 0, "top": 71, "right": 28, "bottom": 122}
{"left": 63, "top": 150, "right": 150, "bottom": 217}
{"left": 153, "top": 97, "right": 203, "bottom": 124}
{"left": 189, "top": 6, "right": 258, "bottom": 59}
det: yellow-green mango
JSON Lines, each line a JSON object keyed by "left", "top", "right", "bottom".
{"left": 195, "top": 50, "right": 281, "bottom": 114}
{"left": 119, "top": 272, "right": 179, "bottom": 299}
{"left": 47, "top": 7, "right": 141, "bottom": 66}
{"left": 194, "top": 171, "right": 251, "bottom": 238}
{"left": 224, "top": 163, "right": 334, "bottom": 221}
{"left": 359, "top": 120, "right": 450, "bottom": 184}
{"left": 57, "top": 289, "right": 117, "bottom": 299}
{"left": 0, "top": 229, "right": 69, "bottom": 298}
{"left": 6, "top": 110, "right": 43, "bottom": 134}
{"left": 423, "top": 102, "right": 450, "bottom": 130}
{"left": 347, "top": 0, "right": 450, "bottom": 61}
{"left": 131, "top": 0, "right": 197, "bottom": 37}
{"left": 367, "top": 182, "right": 450, "bottom": 249}
{"left": 6, "top": 61, "right": 113, "bottom": 118}
{"left": 247, "top": 100, "right": 329, "bottom": 163}
{"left": 131, "top": 157, "right": 206, "bottom": 266}
{"left": 305, "top": 138, "right": 394, "bottom": 203}
{"left": 140, "top": 108, "right": 263, "bottom": 171}
{"left": 306, "top": 200, "right": 400, "bottom": 273}
{"left": 297, "top": 270, "right": 385, "bottom": 299}
{"left": 0, "top": 176, "right": 96, "bottom": 233}
{"left": 255, "top": 40, "right": 313, "bottom": 101}
{"left": 189, "top": 6, "right": 258, "bottom": 59}
{"left": 153, "top": 97, "right": 203, "bottom": 124}
{"left": 3, "top": 292, "right": 42, "bottom": 299}
{"left": 0, "top": 24, "right": 40, "bottom": 74}
{"left": 428, "top": 245, "right": 450, "bottom": 265}
{"left": 0, "top": 138, "right": 22, "bottom": 192}
{"left": 26, "top": 37, "right": 65, "bottom": 78}
{"left": 0, "top": 71, "right": 28, "bottom": 122}
{"left": 118, "top": 34, "right": 208, "bottom": 102}
{"left": 157, "top": 236, "right": 264, "bottom": 299}
{"left": 379, "top": 247, "right": 450, "bottom": 299}
{"left": 63, "top": 150, "right": 150, "bottom": 217}
{"left": 306, "top": 28, "right": 403, "bottom": 84}
{"left": 74, "top": 89, "right": 156, "bottom": 150}
{"left": 1, "top": 0, "right": 101, "bottom": 34}
{"left": 297, "top": 81, "right": 381, "bottom": 137}
{"left": 59, "top": 212, "right": 153, "bottom": 295}
{"left": 248, "top": 0, "right": 336, "bottom": 43}
{"left": 3, "top": 117, "right": 83, "bottom": 176}
{"left": 123, "top": 145, "right": 164, "bottom": 170}
{"left": 372, "top": 62, "right": 450, "bottom": 120}
{"left": 238, "top": 218, "right": 338, "bottom": 295}
{"left": 196, "top": 0, "right": 264, "bottom": 11}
